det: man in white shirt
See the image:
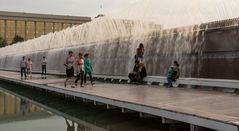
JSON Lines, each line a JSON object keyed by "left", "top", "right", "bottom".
{"left": 41, "top": 56, "right": 47, "bottom": 79}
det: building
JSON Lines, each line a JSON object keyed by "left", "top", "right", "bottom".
{"left": 0, "top": 11, "right": 91, "bottom": 44}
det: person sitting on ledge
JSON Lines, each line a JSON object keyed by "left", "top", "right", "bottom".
{"left": 166, "top": 61, "right": 180, "bottom": 88}
{"left": 128, "top": 60, "right": 147, "bottom": 83}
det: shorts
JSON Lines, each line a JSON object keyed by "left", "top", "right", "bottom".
{"left": 66, "top": 67, "right": 74, "bottom": 78}
{"left": 135, "top": 55, "right": 144, "bottom": 62}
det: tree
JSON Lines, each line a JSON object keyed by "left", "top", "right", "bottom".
{"left": 12, "top": 35, "right": 24, "bottom": 44}
{"left": 0, "top": 37, "right": 7, "bottom": 47}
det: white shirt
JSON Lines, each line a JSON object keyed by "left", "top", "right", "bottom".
{"left": 41, "top": 59, "right": 47, "bottom": 65}
{"left": 20, "top": 60, "right": 27, "bottom": 68}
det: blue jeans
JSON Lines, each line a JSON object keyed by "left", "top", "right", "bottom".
{"left": 167, "top": 77, "right": 173, "bottom": 87}
{"left": 21, "top": 67, "right": 26, "bottom": 78}
{"left": 75, "top": 71, "right": 84, "bottom": 86}
{"left": 42, "top": 65, "right": 47, "bottom": 76}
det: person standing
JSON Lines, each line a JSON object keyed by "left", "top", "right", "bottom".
{"left": 20, "top": 56, "right": 27, "bottom": 80}
{"left": 74, "top": 53, "right": 84, "bottom": 87}
{"left": 135, "top": 43, "right": 145, "bottom": 62}
{"left": 41, "top": 56, "right": 47, "bottom": 79}
{"left": 84, "top": 53, "right": 93, "bottom": 86}
{"left": 26, "top": 58, "right": 33, "bottom": 79}
{"left": 64, "top": 51, "right": 75, "bottom": 88}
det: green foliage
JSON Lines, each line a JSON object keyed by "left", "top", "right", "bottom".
{"left": 0, "top": 37, "right": 7, "bottom": 48}
{"left": 12, "top": 35, "right": 24, "bottom": 44}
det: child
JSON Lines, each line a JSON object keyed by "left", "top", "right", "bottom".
{"left": 26, "top": 58, "right": 33, "bottom": 79}
{"left": 84, "top": 53, "right": 93, "bottom": 85}
{"left": 166, "top": 61, "right": 180, "bottom": 88}
{"left": 74, "top": 53, "right": 84, "bottom": 87}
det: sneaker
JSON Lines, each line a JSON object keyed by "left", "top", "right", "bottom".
{"left": 166, "top": 85, "right": 173, "bottom": 88}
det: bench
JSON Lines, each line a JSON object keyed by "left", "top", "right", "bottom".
{"left": 93, "top": 74, "right": 239, "bottom": 90}
{"left": 1, "top": 68, "right": 239, "bottom": 90}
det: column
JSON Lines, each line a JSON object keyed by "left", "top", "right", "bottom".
{"left": 43, "top": 21, "right": 46, "bottom": 35}
{"left": 61, "top": 23, "right": 64, "bottom": 30}
{"left": 24, "top": 21, "right": 27, "bottom": 40}
{"left": 14, "top": 20, "right": 17, "bottom": 36}
{"left": 4, "top": 19, "right": 7, "bottom": 40}
{"left": 34, "top": 21, "right": 37, "bottom": 38}
{"left": 52, "top": 22, "right": 55, "bottom": 32}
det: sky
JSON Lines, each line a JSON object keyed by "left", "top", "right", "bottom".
{"left": 1, "top": 0, "right": 239, "bottom": 27}
{"left": 0, "top": 0, "right": 137, "bottom": 17}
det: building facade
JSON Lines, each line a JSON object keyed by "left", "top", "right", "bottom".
{"left": 0, "top": 11, "right": 91, "bottom": 44}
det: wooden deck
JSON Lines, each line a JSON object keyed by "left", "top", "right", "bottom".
{"left": 0, "top": 71, "right": 239, "bottom": 131}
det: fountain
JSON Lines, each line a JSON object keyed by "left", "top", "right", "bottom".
{"left": 1, "top": 0, "right": 239, "bottom": 80}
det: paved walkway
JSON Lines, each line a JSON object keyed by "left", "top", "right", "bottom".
{"left": 0, "top": 70, "right": 239, "bottom": 130}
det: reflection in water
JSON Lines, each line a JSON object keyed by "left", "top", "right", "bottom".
{"left": 0, "top": 82, "right": 190, "bottom": 131}
{"left": 20, "top": 99, "right": 30, "bottom": 116}
{"left": 0, "top": 91, "right": 49, "bottom": 121}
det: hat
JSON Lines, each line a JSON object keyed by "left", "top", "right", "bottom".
{"left": 84, "top": 53, "right": 89, "bottom": 57}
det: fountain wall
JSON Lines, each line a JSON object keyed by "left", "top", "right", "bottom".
{"left": 0, "top": 18, "right": 239, "bottom": 80}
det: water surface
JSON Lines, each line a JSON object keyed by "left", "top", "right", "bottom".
{"left": 0, "top": 82, "right": 189, "bottom": 131}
